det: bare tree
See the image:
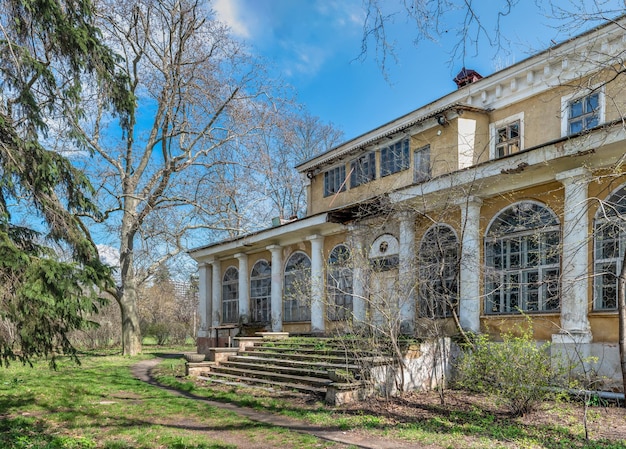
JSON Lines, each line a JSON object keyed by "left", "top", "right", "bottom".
{"left": 244, "top": 110, "right": 344, "bottom": 223}
{"left": 66, "top": 0, "right": 279, "bottom": 355}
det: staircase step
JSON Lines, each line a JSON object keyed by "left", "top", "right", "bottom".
{"left": 221, "top": 360, "right": 331, "bottom": 378}
{"left": 239, "top": 349, "right": 357, "bottom": 364}
{"left": 210, "top": 365, "right": 333, "bottom": 387}
{"left": 228, "top": 355, "right": 360, "bottom": 372}
{"left": 198, "top": 373, "right": 326, "bottom": 394}
{"left": 248, "top": 345, "right": 376, "bottom": 357}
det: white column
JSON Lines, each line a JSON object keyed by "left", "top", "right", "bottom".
{"left": 348, "top": 225, "right": 367, "bottom": 325}
{"left": 197, "top": 263, "right": 210, "bottom": 338}
{"left": 459, "top": 196, "right": 482, "bottom": 333}
{"left": 235, "top": 253, "right": 249, "bottom": 323}
{"left": 554, "top": 168, "right": 592, "bottom": 340}
{"left": 398, "top": 211, "right": 416, "bottom": 334}
{"left": 210, "top": 259, "right": 221, "bottom": 328}
{"left": 308, "top": 234, "right": 325, "bottom": 333}
{"left": 267, "top": 245, "right": 283, "bottom": 331}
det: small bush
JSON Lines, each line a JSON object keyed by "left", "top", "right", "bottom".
{"left": 456, "top": 326, "right": 561, "bottom": 416}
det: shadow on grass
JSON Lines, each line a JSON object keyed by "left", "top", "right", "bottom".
{"left": 0, "top": 415, "right": 239, "bottom": 449}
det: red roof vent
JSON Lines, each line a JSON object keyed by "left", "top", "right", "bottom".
{"left": 454, "top": 67, "right": 482, "bottom": 88}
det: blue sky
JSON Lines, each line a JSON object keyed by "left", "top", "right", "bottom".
{"left": 212, "top": 0, "right": 607, "bottom": 141}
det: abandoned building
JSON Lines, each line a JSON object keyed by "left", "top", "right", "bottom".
{"left": 189, "top": 16, "right": 626, "bottom": 388}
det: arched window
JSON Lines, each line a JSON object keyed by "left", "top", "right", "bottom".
{"left": 327, "top": 244, "right": 353, "bottom": 321}
{"left": 485, "top": 201, "right": 560, "bottom": 314}
{"left": 221, "top": 267, "right": 239, "bottom": 324}
{"left": 250, "top": 260, "right": 271, "bottom": 323}
{"left": 594, "top": 185, "right": 626, "bottom": 310}
{"left": 418, "top": 225, "right": 459, "bottom": 318}
{"left": 283, "top": 252, "right": 311, "bottom": 322}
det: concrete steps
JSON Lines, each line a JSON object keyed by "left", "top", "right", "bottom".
{"left": 196, "top": 336, "right": 374, "bottom": 400}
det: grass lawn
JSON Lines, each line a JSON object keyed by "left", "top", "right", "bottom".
{"left": 0, "top": 347, "right": 350, "bottom": 449}
{"left": 2, "top": 347, "right": 625, "bottom": 449}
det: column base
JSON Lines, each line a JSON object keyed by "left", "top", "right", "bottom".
{"left": 551, "top": 330, "right": 593, "bottom": 378}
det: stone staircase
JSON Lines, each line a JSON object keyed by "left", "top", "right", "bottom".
{"left": 188, "top": 335, "right": 390, "bottom": 404}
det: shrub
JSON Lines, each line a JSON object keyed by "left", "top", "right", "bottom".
{"left": 456, "top": 326, "right": 561, "bottom": 416}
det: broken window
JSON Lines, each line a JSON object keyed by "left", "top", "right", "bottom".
{"left": 413, "top": 145, "right": 431, "bottom": 183}
{"left": 495, "top": 120, "right": 520, "bottom": 158}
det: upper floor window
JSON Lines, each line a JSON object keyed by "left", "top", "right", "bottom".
{"left": 350, "top": 151, "right": 376, "bottom": 188}
{"left": 381, "top": 138, "right": 410, "bottom": 177}
{"left": 490, "top": 113, "right": 523, "bottom": 160}
{"left": 561, "top": 88, "right": 604, "bottom": 137}
{"left": 283, "top": 252, "right": 311, "bottom": 322}
{"left": 568, "top": 92, "right": 599, "bottom": 134}
{"left": 485, "top": 201, "right": 560, "bottom": 314}
{"left": 324, "top": 165, "right": 346, "bottom": 197}
{"left": 222, "top": 267, "right": 239, "bottom": 324}
{"left": 496, "top": 120, "right": 520, "bottom": 158}
{"left": 414, "top": 145, "right": 431, "bottom": 183}
{"left": 593, "top": 184, "right": 626, "bottom": 311}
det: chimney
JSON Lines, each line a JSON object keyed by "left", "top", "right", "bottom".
{"left": 454, "top": 67, "right": 482, "bottom": 88}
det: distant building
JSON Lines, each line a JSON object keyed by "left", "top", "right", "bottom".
{"left": 190, "top": 17, "right": 626, "bottom": 387}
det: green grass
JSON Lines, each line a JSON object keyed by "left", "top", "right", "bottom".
{"left": 0, "top": 349, "right": 343, "bottom": 449}
{"left": 2, "top": 349, "right": 624, "bottom": 449}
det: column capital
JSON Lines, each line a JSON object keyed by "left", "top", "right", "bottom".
{"left": 266, "top": 244, "right": 282, "bottom": 253}
{"left": 455, "top": 195, "right": 483, "bottom": 208}
{"left": 234, "top": 252, "right": 247, "bottom": 260}
{"left": 556, "top": 167, "right": 591, "bottom": 184}
{"left": 306, "top": 234, "right": 324, "bottom": 243}
{"left": 397, "top": 209, "right": 417, "bottom": 222}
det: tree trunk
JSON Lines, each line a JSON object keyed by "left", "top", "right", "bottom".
{"left": 119, "top": 201, "right": 142, "bottom": 356}
{"left": 619, "top": 251, "right": 626, "bottom": 400}
{"left": 119, "top": 286, "right": 142, "bottom": 356}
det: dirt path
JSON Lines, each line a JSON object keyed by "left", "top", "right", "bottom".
{"left": 132, "top": 358, "right": 420, "bottom": 449}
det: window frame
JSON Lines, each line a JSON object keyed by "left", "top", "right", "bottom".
{"left": 380, "top": 137, "right": 410, "bottom": 177}
{"left": 327, "top": 244, "right": 353, "bottom": 321}
{"left": 418, "top": 224, "right": 459, "bottom": 319}
{"left": 489, "top": 113, "right": 524, "bottom": 160}
{"left": 283, "top": 251, "right": 312, "bottom": 322}
{"left": 250, "top": 260, "right": 271, "bottom": 323}
{"left": 221, "top": 266, "right": 239, "bottom": 324}
{"left": 350, "top": 151, "right": 376, "bottom": 188}
{"left": 593, "top": 184, "right": 626, "bottom": 311}
{"left": 484, "top": 201, "right": 561, "bottom": 315}
{"left": 561, "top": 87, "right": 605, "bottom": 137}
{"left": 413, "top": 144, "right": 431, "bottom": 183}
{"left": 323, "top": 164, "right": 346, "bottom": 197}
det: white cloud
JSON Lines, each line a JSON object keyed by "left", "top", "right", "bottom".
{"left": 97, "top": 244, "right": 120, "bottom": 269}
{"left": 213, "top": 0, "right": 251, "bottom": 38}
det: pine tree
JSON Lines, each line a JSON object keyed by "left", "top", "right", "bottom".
{"left": 0, "top": 0, "right": 133, "bottom": 367}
